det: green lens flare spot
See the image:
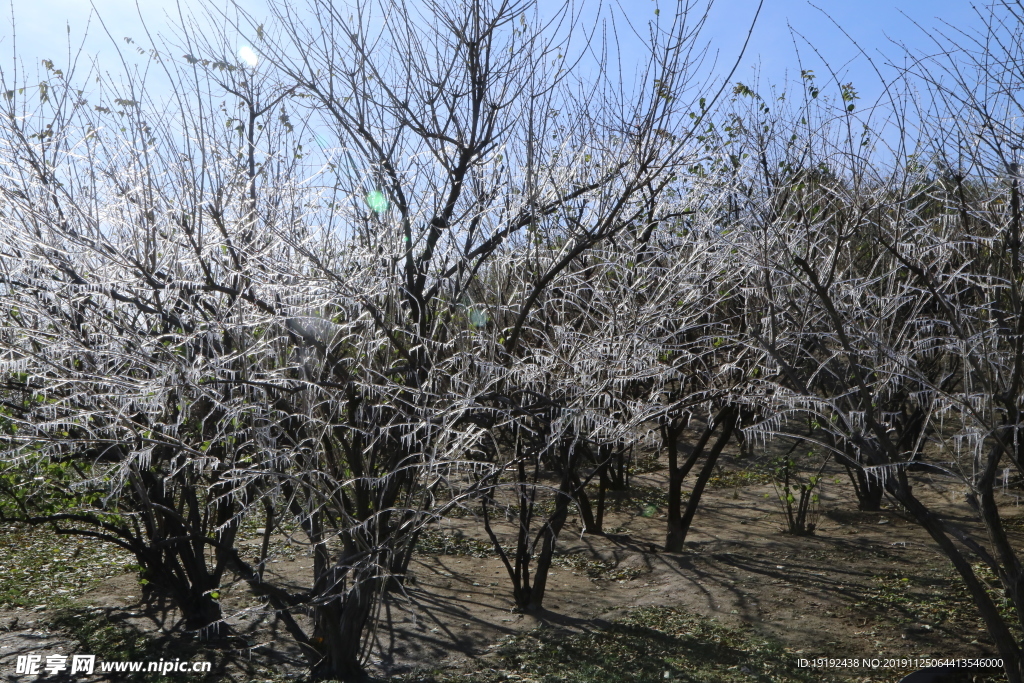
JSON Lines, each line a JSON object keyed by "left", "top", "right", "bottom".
{"left": 469, "top": 307, "right": 489, "bottom": 328}
{"left": 365, "top": 191, "right": 389, "bottom": 213}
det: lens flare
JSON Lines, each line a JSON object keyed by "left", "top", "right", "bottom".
{"left": 238, "top": 46, "right": 259, "bottom": 67}
{"left": 469, "top": 307, "right": 489, "bottom": 328}
{"left": 365, "top": 190, "right": 389, "bottom": 213}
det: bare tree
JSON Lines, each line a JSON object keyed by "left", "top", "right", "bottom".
{"left": 716, "top": 20, "right": 1024, "bottom": 678}
{"left": 167, "top": 0, "right": 730, "bottom": 675}
{"left": 0, "top": 25, "right": 322, "bottom": 639}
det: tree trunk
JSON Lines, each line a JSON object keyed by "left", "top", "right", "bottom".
{"left": 312, "top": 568, "right": 376, "bottom": 681}
{"left": 572, "top": 471, "right": 599, "bottom": 534}
{"left": 664, "top": 407, "right": 732, "bottom": 552}
{"left": 893, "top": 482, "right": 1023, "bottom": 683}
{"left": 846, "top": 463, "right": 885, "bottom": 511}
{"left": 182, "top": 589, "right": 226, "bottom": 639}
{"left": 675, "top": 406, "right": 738, "bottom": 548}
{"left": 143, "top": 542, "right": 226, "bottom": 640}
{"left": 664, "top": 422, "right": 688, "bottom": 552}
{"left": 525, "top": 478, "right": 573, "bottom": 612}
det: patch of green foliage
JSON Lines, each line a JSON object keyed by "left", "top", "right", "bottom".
{"left": 0, "top": 523, "right": 133, "bottom": 608}
{"left": 590, "top": 484, "right": 669, "bottom": 515}
{"left": 857, "top": 566, "right": 1022, "bottom": 643}
{"left": 709, "top": 468, "right": 773, "bottom": 488}
{"left": 629, "top": 451, "right": 664, "bottom": 474}
{"left": 550, "top": 552, "right": 644, "bottom": 582}
{"left": 418, "top": 529, "right": 496, "bottom": 558}
{"left": 0, "top": 456, "right": 115, "bottom": 521}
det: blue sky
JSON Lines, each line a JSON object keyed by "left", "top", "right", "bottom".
{"left": 2, "top": 0, "right": 987, "bottom": 109}
{"left": 708, "top": 0, "right": 984, "bottom": 102}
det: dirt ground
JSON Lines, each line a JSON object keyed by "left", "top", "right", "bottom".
{"left": 0, "top": 455, "right": 1015, "bottom": 682}
{"left": 358, "top": 467, "right": 1011, "bottom": 681}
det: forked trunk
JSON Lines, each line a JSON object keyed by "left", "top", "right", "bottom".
{"left": 664, "top": 406, "right": 737, "bottom": 552}
{"left": 311, "top": 569, "right": 377, "bottom": 681}
{"left": 524, "top": 482, "right": 573, "bottom": 611}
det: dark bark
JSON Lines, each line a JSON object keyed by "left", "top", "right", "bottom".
{"left": 675, "top": 406, "right": 739, "bottom": 548}
{"left": 892, "top": 481, "right": 1023, "bottom": 683}
{"left": 526, "top": 479, "right": 573, "bottom": 611}
{"left": 663, "top": 407, "right": 733, "bottom": 553}
{"left": 595, "top": 464, "right": 608, "bottom": 532}
{"left": 483, "top": 433, "right": 583, "bottom": 612}
{"left": 571, "top": 470, "right": 599, "bottom": 534}
{"left": 311, "top": 566, "right": 377, "bottom": 681}
{"left": 847, "top": 464, "right": 885, "bottom": 511}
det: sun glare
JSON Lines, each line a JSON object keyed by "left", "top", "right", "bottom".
{"left": 238, "top": 45, "right": 258, "bottom": 67}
